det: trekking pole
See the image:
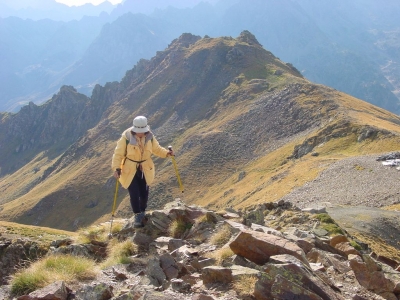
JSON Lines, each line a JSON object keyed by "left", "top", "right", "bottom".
{"left": 108, "top": 178, "right": 119, "bottom": 239}
{"left": 168, "top": 146, "right": 184, "bottom": 193}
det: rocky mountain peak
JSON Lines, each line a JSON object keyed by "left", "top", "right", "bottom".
{"left": 168, "top": 32, "right": 202, "bottom": 50}
{"left": 0, "top": 84, "right": 114, "bottom": 175}
{"left": 237, "top": 30, "right": 262, "bottom": 47}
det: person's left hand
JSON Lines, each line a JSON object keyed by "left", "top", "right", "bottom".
{"left": 167, "top": 149, "right": 175, "bottom": 156}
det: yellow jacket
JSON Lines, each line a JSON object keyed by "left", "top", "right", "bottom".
{"left": 111, "top": 129, "right": 169, "bottom": 188}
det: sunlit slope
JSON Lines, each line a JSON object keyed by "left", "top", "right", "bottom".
{"left": 1, "top": 32, "right": 399, "bottom": 231}
{"left": 155, "top": 84, "right": 400, "bottom": 210}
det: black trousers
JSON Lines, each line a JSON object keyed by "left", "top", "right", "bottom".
{"left": 127, "top": 169, "right": 149, "bottom": 214}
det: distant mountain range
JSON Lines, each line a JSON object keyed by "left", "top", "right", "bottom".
{"left": 0, "top": 0, "right": 400, "bottom": 113}
{"left": 1, "top": 31, "right": 400, "bottom": 232}
{"left": 0, "top": 0, "right": 115, "bottom": 21}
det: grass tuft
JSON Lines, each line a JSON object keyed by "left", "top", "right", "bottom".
{"left": 100, "top": 240, "right": 137, "bottom": 268}
{"left": 76, "top": 224, "right": 108, "bottom": 244}
{"left": 209, "top": 224, "right": 233, "bottom": 246}
{"left": 10, "top": 270, "right": 48, "bottom": 296}
{"left": 10, "top": 255, "right": 97, "bottom": 296}
{"left": 205, "top": 247, "right": 234, "bottom": 265}
{"left": 168, "top": 217, "right": 193, "bottom": 238}
{"left": 232, "top": 275, "right": 258, "bottom": 297}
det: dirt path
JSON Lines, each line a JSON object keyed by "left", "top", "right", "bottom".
{"left": 279, "top": 152, "right": 400, "bottom": 259}
{"left": 281, "top": 153, "right": 400, "bottom": 209}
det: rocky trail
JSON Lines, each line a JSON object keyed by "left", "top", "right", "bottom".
{"left": 1, "top": 199, "right": 400, "bottom": 300}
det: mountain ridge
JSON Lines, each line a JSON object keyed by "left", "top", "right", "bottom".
{"left": 1, "top": 1, "right": 400, "bottom": 114}
{"left": 1, "top": 31, "right": 400, "bottom": 232}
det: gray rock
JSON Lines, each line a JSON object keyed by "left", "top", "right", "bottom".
{"left": 146, "top": 257, "right": 166, "bottom": 287}
{"left": 159, "top": 253, "right": 179, "bottom": 280}
{"left": 75, "top": 283, "right": 113, "bottom": 300}
{"left": 171, "top": 278, "right": 191, "bottom": 293}
{"left": 202, "top": 266, "right": 233, "bottom": 284}
{"left": 302, "top": 207, "right": 327, "bottom": 214}
{"left": 17, "top": 281, "right": 70, "bottom": 300}
{"left": 132, "top": 232, "right": 153, "bottom": 250}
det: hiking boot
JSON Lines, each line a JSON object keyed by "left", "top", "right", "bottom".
{"left": 133, "top": 212, "right": 145, "bottom": 228}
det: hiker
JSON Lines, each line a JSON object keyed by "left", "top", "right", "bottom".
{"left": 112, "top": 116, "right": 174, "bottom": 228}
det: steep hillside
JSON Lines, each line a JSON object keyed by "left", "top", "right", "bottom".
{"left": 1, "top": 31, "right": 400, "bottom": 231}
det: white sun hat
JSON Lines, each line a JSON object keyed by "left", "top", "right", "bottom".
{"left": 132, "top": 116, "right": 150, "bottom": 133}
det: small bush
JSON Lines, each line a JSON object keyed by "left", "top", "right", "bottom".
{"left": 232, "top": 275, "right": 258, "bottom": 297}
{"left": 11, "top": 255, "right": 97, "bottom": 296}
{"left": 168, "top": 217, "right": 192, "bottom": 238}
{"left": 101, "top": 240, "right": 137, "bottom": 268}
{"left": 209, "top": 224, "right": 233, "bottom": 246}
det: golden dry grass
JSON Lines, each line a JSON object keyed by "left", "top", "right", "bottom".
{"left": 205, "top": 247, "right": 235, "bottom": 265}
{"left": 100, "top": 239, "right": 138, "bottom": 268}
{"left": 0, "top": 221, "right": 76, "bottom": 243}
{"left": 10, "top": 255, "right": 97, "bottom": 296}
{"left": 209, "top": 224, "right": 233, "bottom": 246}
{"left": 232, "top": 275, "right": 258, "bottom": 298}
{"left": 352, "top": 232, "right": 400, "bottom": 262}
{"left": 168, "top": 217, "right": 193, "bottom": 238}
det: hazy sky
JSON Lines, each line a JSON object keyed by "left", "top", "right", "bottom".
{"left": 55, "top": 0, "right": 122, "bottom": 6}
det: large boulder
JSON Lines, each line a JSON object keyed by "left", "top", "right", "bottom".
{"left": 349, "top": 254, "right": 400, "bottom": 297}
{"left": 229, "top": 229, "right": 308, "bottom": 266}
{"left": 254, "top": 261, "right": 343, "bottom": 300}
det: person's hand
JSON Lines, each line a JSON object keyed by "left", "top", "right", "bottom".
{"left": 167, "top": 146, "right": 175, "bottom": 157}
{"left": 114, "top": 168, "right": 121, "bottom": 179}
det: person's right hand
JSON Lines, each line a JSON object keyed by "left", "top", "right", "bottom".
{"left": 114, "top": 168, "right": 121, "bottom": 179}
